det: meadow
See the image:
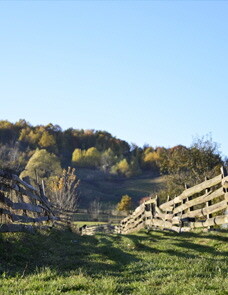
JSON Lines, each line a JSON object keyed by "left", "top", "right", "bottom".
{"left": 0, "top": 228, "right": 227, "bottom": 295}
{"left": 77, "top": 168, "right": 165, "bottom": 207}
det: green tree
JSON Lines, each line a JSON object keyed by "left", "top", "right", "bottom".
{"left": 159, "top": 136, "right": 223, "bottom": 200}
{"left": 100, "top": 148, "right": 118, "bottom": 171}
{"left": 20, "top": 149, "right": 62, "bottom": 181}
{"left": 129, "top": 157, "right": 142, "bottom": 177}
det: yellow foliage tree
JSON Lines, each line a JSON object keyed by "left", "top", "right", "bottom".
{"left": 72, "top": 148, "right": 86, "bottom": 167}
{"left": 39, "top": 131, "right": 56, "bottom": 148}
{"left": 117, "top": 195, "right": 132, "bottom": 213}
{"left": 85, "top": 147, "right": 101, "bottom": 167}
{"left": 110, "top": 158, "right": 131, "bottom": 177}
{"left": 72, "top": 147, "right": 101, "bottom": 168}
{"left": 20, "top": 149, "right": 62, "bottom": 181}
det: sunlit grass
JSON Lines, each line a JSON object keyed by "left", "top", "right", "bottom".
{"left": 0, "top": 229, "right": 227, "bottom": 294}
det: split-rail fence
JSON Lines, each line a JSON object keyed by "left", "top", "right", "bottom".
{"left": 119, "top": 167, "right": 228, "bottom": 234}
{"left": 0, "top": 170, "right": 57, "bottom": 233}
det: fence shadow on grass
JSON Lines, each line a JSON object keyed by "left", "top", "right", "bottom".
{"left": 1, "top": 228, "right": 227, "bottom": 279}
{"left": 0, "top": 229, "right": 139, "bottom": 278}
{"left": 123, "top": 230, "right": 228, "bottom": 260}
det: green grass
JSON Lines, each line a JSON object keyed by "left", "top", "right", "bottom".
{"left": 0, "top": 229, "right": 227, "bottom": 294}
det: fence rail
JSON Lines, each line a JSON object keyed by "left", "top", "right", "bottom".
{"left": 0, "top": 170, "right": 57, "bottom": 232}
{"left": 120, "top": 167, "right": 228, "bottom": 234}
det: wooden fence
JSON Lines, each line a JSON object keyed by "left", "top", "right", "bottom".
{"left": 120, "top": 167, "right": 228, "bottom": 234}
{"left": 0, "top": 170, "right": 57, "bottom": 232}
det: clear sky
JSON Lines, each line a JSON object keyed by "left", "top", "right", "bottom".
{"left": 1, "top": 1, "right": 228, "bottom": 157}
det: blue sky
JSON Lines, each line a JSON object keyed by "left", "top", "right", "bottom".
{"left": 1, "top": 1, "right": 228, "bottom": 157}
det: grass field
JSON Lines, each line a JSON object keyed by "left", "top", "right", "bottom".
{"left": 0, "top": 229, "right": 227, "bottom": 295}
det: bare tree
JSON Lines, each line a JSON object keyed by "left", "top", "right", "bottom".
{"left": 88, "top": 199, "right": 102, "bottom": 220}
{"left": 49, "top": 167, "right": 80, "bottom": 212}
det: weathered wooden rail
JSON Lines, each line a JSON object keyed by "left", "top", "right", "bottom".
{"left": 120, "top": 167, "right": 228, "bottom": 234}
{"left": 0, "top": 170, "right": 57, "bottom": 232}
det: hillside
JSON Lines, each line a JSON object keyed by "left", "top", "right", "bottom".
{"left": 77, "top": 168, "right": 165, "bottom": 207}
{"left": 1, "top": 229, "right": 227, "bottom": 294}
{"left": 0, "top": 120, "right": 224, "bottom": 210}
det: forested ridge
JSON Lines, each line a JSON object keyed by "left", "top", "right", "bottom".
{"left": 0, "top": 119, "right": 225, "bottom": 207}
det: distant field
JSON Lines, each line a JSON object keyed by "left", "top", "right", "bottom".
{"left": 77, "top": 168, "right": 166, "bottom": 207}
{"left": 74, "top": 221, "right": 107, "bottom": 227}
{"left": 1, "top": 229, "right": 227, "bottom": 295}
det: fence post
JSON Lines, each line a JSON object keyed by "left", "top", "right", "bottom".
{"left": 221, "top": 167, "right": 228, "bottom": 230}
{"left": 185, "top": 184, "right": 193, "bottom": 214}
{"left": 204, "top": 176, "right": 212, "bottom": 231}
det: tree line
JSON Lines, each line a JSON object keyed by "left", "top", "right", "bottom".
{"left": 0, "top": 119, "right": 225, "bottom": 208}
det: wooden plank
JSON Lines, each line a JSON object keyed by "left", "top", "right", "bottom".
{"left": 10, "top": 214, "right": 49, "bottom": 223}
{"left": 133, "top": 216, "right": 144, "bottom": 228}
{"left": 132, "top": 208, "right": 145, "bottom": 220}
{"left": 144, "top": 198, "right": 157, "bottom": 205}
{"left": 0, "top": 208, "right": 52, "bottom": 223}
{"left": 190, "top": 215, "right": 228, "bottom": 228}
{"left": 160, "top": 174, "right": 222, "bottom": 210}
{"left": 205, "top": 177, "right": 212, "bottom": 230}
{"left": 171, "top": 216, "right": 181, "bottom": 225}
{"left": 134, "top": 204, "right": 145, "bottom": 213}
{"left": 0, "top": 223, "right": 35, "bottom": 233}
{"left": 154, "top": 211, "right": 173, "bottom": 221}
{"left": 12, "top": 174, "right": 39, "bottom": 193}
{"left": 222, "top": 178, "right": 228, "bottom": 189}
{"left": 145, "top": 211, "right": 152, "bottom": 218}
{"left": 154, "top": 206, "right": 173, "bottom": 220}
{"left": 121, "top": 216, "right": 131, "bottom": 224}
{"left": 145, "top": 218, "right": 172, "bottom": 229}
{"left": 0, "top": 170, "right": 38, "bottom": 193}
{"left": 0, "top": 171, "right": 52, "bottom": 208}
{"left": 0, "top": 182, "right": 43, "bottom": 202}
{"left": 145, "top": 219, "right": 182, "bottom": 232}
{"left": 181, "top": 199, "right": 228, "bottom": 219}
{"left": 19, "top": 186, "right": 43, "bottom": 202}
{"left": 0, "top": 182, "right": 20, "bottom": 193}
{"left": 173, "top": 187, "right": 224, "bottom": 215}
{"left": 0, "top": 194, "right": 43, "bottom": 213}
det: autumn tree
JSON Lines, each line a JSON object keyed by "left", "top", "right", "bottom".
{"left": 143, "top": 147, "right": 160, "bottom": 170}
{"left": 159, "top": 136, "right": 223, "bottom": 200}
{"left": 72, "top": 148, "right": 85, "bottom": 167}
{"left": 110, "top": 158, "right": 131, "bottom": 177}
{"left": 72, "top": 147, "right": 101, "bottom": 168}
{"left": 117, "top": 195, "right": 132, "bottom": 213}
{"left": 20, "top": 149, "right": 62, "bottom": 181}
{"left": 85, "top": 147, "right": 101, "bottom": 167}
{"left": 38, "top": 131, "right": 56, "bottom": 148}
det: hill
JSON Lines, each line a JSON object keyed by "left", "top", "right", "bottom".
{"left": 0, "top": 120, "right": 224, "bottom": 210}
{"left": 77, "top": 168, "right": 165, "bottom": 207}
